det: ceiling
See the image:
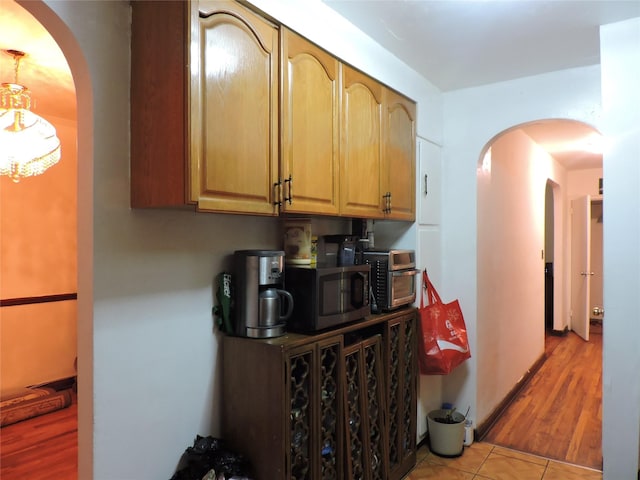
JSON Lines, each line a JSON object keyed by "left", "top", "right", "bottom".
{"left": 322, "top": 0, "right": 640, "bottom": 170}
{"left": 0, "top": 1, "right": 75, "bottom": 121}
{"left": 322, "top": 0, "right": 640, "bottom": 93}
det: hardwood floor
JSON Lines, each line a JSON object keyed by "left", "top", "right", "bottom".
{"left": 484, "top": 328, "right": 603, "bottom": 470}
{"left": 0, "top": 393, "right": 77, "bottom": 480}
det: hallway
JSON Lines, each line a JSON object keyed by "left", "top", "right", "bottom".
{"left": 483, "top": 329, "right": 602, "bottom": 470}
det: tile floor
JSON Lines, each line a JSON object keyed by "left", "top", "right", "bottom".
{"left": 405, "top": 442, "right": 603, "bottom": 480}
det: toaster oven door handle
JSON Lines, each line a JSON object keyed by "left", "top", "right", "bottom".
{"left": 390, "top": 268, "right": 420, "bottom": 277}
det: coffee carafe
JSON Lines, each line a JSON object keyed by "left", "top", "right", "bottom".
{"left": 233, "top": 250, "right": 293, "bottom": 338}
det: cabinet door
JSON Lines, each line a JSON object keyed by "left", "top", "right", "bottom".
{"left": 340, "top": 66, "right": 385, "bottom": 219}
{"left": 343, "top": 336, "right": 388, "bottom": 480}
{"left": 383, "top": 89, "right": 416, "bottom": 221}
{"left": 417, "top": 137, "right": 442, "bottom": 225}
{"left": 287, "top": 337, "right": 343, "bottom": 480}
{"left": 317, "top": 336, "right": 344, "bottom": 480}
{"left": 384, "top": 312, "right": 418, "bottom": 480}
{"left": 190, "top": 1, "right": 279, "bottom": 215}
{"left": 281, "top": 28, "right": 340, "bottom": 215}
{"left": 287, "top": 344, "right": 317, "bottom": 480}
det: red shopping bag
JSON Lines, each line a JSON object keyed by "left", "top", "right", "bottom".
{"left": 417, "top": 269, "right": 471, "bottom": 375}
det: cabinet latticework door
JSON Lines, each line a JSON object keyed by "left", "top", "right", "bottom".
{"left": 401, "top": 316, "right": 417, "bottom": 460}
{"left": 288, "top": 346, "right": 315, "bottom": 480}
{"left": 343, "top": 336, "right": 388, "bottom": 480}
{"left": 317, "top": 337, "right": 344, "bottom": 480}
{"left": 385, "top": 312, "right": 418, "bottom": 480}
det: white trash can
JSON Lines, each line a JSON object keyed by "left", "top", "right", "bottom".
{"left": 427, "top": 409, "right": 466, "bottom": 457}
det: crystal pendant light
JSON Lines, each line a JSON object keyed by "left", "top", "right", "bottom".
{"left": 0, "top": 49, "right": 61, "bottom": 183}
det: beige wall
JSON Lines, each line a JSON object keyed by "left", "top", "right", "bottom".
{"left": 565, "top": 167, "right": 604, "bottom": 325}
{"left": 567, "top": 168, "right": 603, "bottom": 199}
{"left": 0, "top": 115, "right": 77, "bottom": 393}
{"left": 476, "top": 129, "right": 568, "bottom": 422}
{"left": 1, "top": 301, "right": 77, "bottom": 391}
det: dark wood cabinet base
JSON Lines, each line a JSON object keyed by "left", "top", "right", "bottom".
{"left": 222, "top": 308, "right": 418, "bottom": 480}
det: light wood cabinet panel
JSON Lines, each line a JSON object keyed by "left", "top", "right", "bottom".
{"left": 340, "top": 65, "right": 385, "bottom": 219}
{"left": 131, "top": 0, "right": 280, "bottom": 215}
{"left": 190, "top": 1, "right": 279, "bottom": 215}
{"left": 131, "top": 1, "right": 416, "bottom": 221}
{"left": 281, "top": 28, "right": 340, "bottom": 215}
{"left": 383, "top": 89, "right": 416, "bottom": 221}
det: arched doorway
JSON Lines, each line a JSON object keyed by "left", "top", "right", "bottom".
{"left": 477, "top": 119, "right": 603, "bottom": 468}
{"left": 3, "top": 1, "right": 94, "bottom": 478}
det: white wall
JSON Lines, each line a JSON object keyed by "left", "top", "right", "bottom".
{"left": 27, "top": 0, "right": 640, "bottom": 477}
{"left": 600, "top": 17, "right": 640, "bottom": 479}
{"left": 246, "top": 0, "right": 443, "bottom": 145}
{"left": 476, "top": 130, "right": 566, "bottom": 422}
{"left": 32, "top": 1, "right": 443, "bottom": 479}
{"left": 441, "top": 64, "right": 602, "bottom": 425}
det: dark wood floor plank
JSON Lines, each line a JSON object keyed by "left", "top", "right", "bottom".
{"left": 484, "top": 330, "right": 603, "bottom": 470}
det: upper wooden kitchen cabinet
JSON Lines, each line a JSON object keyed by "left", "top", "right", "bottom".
{"left": 131, "top": 0, "right": 415, "bottom": 220}
{"left": 131, "top": 1, "right": 280, "bottom": 215}
{"left": 339, "top": 65, "right": 385, "bottom": 219}
{"left": 280, "top": 28, "right": 341, "bottom": 215}
{"left": 340, "top": 66, "right": 416, "bottom": 220}
{"left": 383, "top": 89, "right": 417, "bottom": 221}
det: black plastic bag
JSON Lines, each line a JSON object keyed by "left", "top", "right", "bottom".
{"left": 170, "top": 435, "right": 252, "bottom": 480}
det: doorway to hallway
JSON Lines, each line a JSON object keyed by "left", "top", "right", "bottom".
{"left": 483, "top": 330, "right": 602, "bottom": 470}
{"left": 477, "top": 119, "right": 604, "bottom": 471}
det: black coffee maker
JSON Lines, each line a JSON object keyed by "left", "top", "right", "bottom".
{"left": 233, "top": 250, "right": 293, "bottom": 338}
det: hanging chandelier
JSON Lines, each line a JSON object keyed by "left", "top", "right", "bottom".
{"left": 0, "top": 49, "right": 61, "bottom": 183}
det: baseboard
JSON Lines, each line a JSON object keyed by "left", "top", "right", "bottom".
{"left": 28, "top": 376, "right": 76, "bottom": 392}
{"left": 476, "top": 352, "right": 547, "bottom": 441}
{"left": 549, "top": 326, "right": 569, "bottom": 336}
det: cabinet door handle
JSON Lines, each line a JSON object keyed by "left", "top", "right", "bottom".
{"left": 283, "top": 175, "right": 293, "bottom": 205}
{"left": 382, "top": 192, "right": 391, "bottom": 214}
{"left": 273, "top": 179, "right": 282, "bottom": 207}
{"left": 424, "top": 174, "right": 428, "bottom": 196}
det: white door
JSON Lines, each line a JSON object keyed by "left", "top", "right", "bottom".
{"left": 570, "top": 195, "right": 591, "bottom": 341}
{"left": 417, "top": 137, "right": 442, "bottom": 226}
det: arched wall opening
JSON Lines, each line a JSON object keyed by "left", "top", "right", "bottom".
{"left": 15, "top": 1, "right": 94, "bottom": 478}
{"left": 475, "top": 118, "right": 602, "bottom": 464}
{"left": 442, "top": 34, "right": 639, "bottom": 476}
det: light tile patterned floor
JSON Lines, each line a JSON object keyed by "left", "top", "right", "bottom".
{"left": 404, "top": 442, "right": 603, "bottom": 480}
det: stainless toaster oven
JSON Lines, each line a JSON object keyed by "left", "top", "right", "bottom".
{"left": 360, "top": 249, "right": 419, "bottom": 312}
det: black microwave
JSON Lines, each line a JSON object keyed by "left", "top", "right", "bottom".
{"left": 284, "top": 264, "right": 370, "bottom": 332}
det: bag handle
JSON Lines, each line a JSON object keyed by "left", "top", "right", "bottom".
{"left": 423, "top": 269, "right": 443, "bottom": 305}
